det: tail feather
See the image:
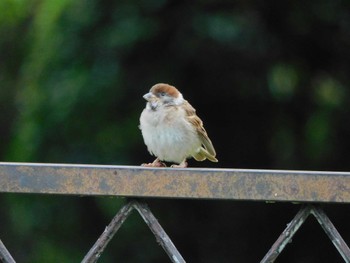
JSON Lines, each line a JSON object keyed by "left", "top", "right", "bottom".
{"left": 193, "top": 148, "right": 218, "bottom": 162}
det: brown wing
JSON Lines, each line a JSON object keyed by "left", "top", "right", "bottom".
{"left": 183, "top": 101, "right": 218, "bottom": 162}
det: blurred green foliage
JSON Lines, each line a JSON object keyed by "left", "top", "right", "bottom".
{"left": 1, "top": 0, "right": 350, "bottom": 262}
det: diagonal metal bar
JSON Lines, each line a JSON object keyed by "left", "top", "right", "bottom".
{"left": 0, "top": 239, "right": 16, "bottom": 263}
{"left": 133, "top": 200, "right": 186, "bottom": 263}
{"left": 82, "top": 200, "right": 135, "bottom": 263}
{"left": 82, "top": 199, "right": 185, "bottom": 263}
{"left": 260, "top": 205, "right": 312, "bottom": 263}
{"left": 311, "top": 205, "right": 350, "bottom": 262}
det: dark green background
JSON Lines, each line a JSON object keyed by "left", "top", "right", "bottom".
{"left": 1, "top": 0, "right": 350, "bottom": 262}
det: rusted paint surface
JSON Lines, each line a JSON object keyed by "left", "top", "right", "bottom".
{"left": 1, "top": 162, "right": 350, "bottom": 203}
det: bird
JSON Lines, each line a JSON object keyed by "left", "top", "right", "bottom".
{"left": 139, "top": 83, "right": 218, "bottom": 168}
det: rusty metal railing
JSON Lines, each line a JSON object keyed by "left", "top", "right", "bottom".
{"left": 0, "top": 162, "right": 350, "bottom": 262}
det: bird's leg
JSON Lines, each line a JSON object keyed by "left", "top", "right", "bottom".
{"left": 170, "top": 160, "right": 188, "bottom": 168}
{"left": 142, "top": 158, "right": 166, "bottom": 167}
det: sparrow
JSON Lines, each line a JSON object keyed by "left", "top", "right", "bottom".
{"left": 139, "top": 83, "right": 218, "bottom": 168}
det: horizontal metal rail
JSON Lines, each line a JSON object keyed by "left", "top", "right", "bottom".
{"left": 0, "top": 162, "right": 350, "bottom": 203}
{"left": 0, "top": 162, "right": 350, "bottom": 262}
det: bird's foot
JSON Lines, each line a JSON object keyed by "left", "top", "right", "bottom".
{"left": 141, "top": 158, "right": 166, "bottom": 167}
{"left": 170, "top": 161, "right": 188, "bottom": 168}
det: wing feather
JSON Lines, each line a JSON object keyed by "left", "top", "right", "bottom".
{"left": 183, "top": 101, "right": 217, "bottom": 161}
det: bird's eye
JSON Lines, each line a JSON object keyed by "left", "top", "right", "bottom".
{"left": 159, "top": 92, "right": 166, "bottom": 97}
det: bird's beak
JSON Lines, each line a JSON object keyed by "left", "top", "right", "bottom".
{"left": 143, "top": 92, "right": 155, "bottom": 101}
{"left": 143, "top": 92, "right": 159, "bottom": 110}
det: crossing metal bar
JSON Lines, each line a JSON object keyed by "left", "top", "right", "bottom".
{"left": 261, "top": 205, "right": 350, "bottom": 262}
{"left": 132, "top": 201, "right": 186, "bottom": 263}
{"left": 82, "top": 201, "right": 135, "bottom": 263}
{"left": 260, "top": 205, "right": 312, "bottom": 263}
{"left": 0, "top": 162, "right": 350, "bottom": 203}
{"left": 311, "top": 206, "right": 350, "bottom": 261}
{"left": 82, "top": 200, "right": 185, "bottom": 263}
{"left": 0, "top": 239, "right": 15, "bottom": 263}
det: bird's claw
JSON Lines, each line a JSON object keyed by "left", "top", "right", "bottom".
{"left": 170, "top": 161, "right": 188, "bottom": 168}
{"left": 141, "top": 160, "right": 166, "bottom": 167}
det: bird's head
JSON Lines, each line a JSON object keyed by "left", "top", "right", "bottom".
{"left": 143, "top": 83, "right": 184, "bottom": 110}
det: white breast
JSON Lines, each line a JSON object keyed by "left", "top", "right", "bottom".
{"left": 139, "top": 106, "right": 201, "bottom": 163}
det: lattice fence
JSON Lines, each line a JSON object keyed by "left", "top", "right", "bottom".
{"left": 0, "top": 163, "right": 349, "bottom": 262}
